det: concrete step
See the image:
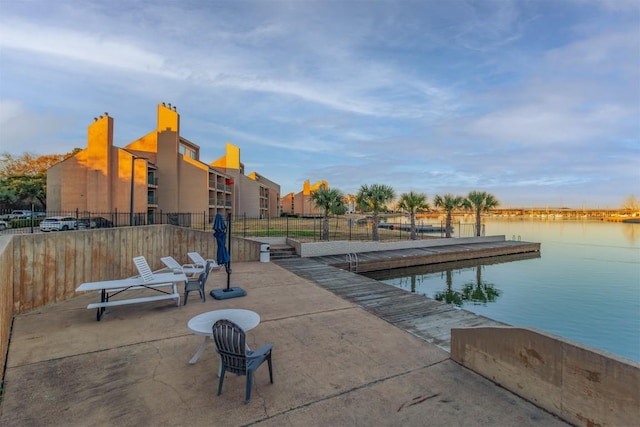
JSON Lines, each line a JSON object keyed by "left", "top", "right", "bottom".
{"left": 270, "top": 245, "right": 298, "bottom": 259}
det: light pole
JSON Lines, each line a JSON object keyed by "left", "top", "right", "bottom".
{"left": 130, "top": 155, "right": 147, "bottom": 226}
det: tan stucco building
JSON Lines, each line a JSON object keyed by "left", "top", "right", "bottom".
{"left": 46, "top": 104, "right": 280, "bottom": 225}
{"left": 281, "top": 180, "right": 328, "bottom": 217}
{"left": 211, "top": 143, "right": 281, "bottom": 218}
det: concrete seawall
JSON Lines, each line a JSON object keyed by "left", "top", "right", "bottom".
{"left": 451, "top": 327, "right": 640, "bottom": 427}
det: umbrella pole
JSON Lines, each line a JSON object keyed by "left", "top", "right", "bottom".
{"left": 226, "top": 212, "right": 231, "bottom": 290}
{"left": 211, "top": 212, "right": 246, "bottom": 300}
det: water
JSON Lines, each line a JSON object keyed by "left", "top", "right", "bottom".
{"left": 366, "top": 218, "right": 640, "bottom": 362}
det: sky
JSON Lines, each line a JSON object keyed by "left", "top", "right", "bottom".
{"left": 0, "top": 0, "right": 638, "bottom": 209}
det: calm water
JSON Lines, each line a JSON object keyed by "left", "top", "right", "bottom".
{"left": 366, "top": 219, "right": 640, "bottom": 362}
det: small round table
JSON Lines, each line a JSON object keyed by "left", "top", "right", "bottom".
{"left": 187, "top": 309, "right": 260, "bottom": 364}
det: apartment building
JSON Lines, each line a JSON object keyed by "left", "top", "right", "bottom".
{"left": 46, "top": 103, "right": 280, "bottom": 224}
{"left": 211, "top": 143, "right": 281, "bottom": 218}
{"left": 280, "top": 180, "right": 328, "bottom": 217}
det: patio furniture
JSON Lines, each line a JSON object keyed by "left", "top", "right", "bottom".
{"left": 183, "top": 261, "right": 211, "bottom": 305}
{"left": 160, "top": 256, "right": 203, "bottom": 277}
{"left": 76, "top": 256, "right": 186, "bottom": 321}
{"left": 212, "top": 318, "right": 273, "bottom": 403}
{"left": 187, "top": 252, "right": 221, "bottom": 271}
{"left": 186, "top": 309, "right": 260, "bottom": 364}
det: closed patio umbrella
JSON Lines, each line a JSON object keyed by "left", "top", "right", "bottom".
{"left": 211, "top": 213, "right": 246, "bottom": 300}
{"left": 214, "top": 213, "right": 230, "bottom": 274}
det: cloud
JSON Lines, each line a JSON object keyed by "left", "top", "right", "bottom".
{"left": 0, "top": 0, "right": 637, "bottom": 207}
{"left": 0, "top": 20, "right": 173, "bottom": 77}
{"left": 0, "top": 100, "right": 75, "bottom": 154}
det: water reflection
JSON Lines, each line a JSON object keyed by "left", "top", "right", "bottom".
{"left": 458, "top": 266, "right": 501, "bottom": 306}
{"left": 622, "top": 222, "right": 639, "bottom": 245}
{"left": 363, "top": 252, "right": 538, "bottom": 307}
{"left": 434, "top": 269, "right": 464, "bottom": 306}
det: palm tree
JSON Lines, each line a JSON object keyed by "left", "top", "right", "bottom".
{"left": 397, "top": 191, "right": 429, "bottom": 240}
{"left": 356, "top": 184, "right": 395, "bottom": 241}
{"left": 464, "top": 191, "right": 500, "bottom": 237}
{"left": 433, "top": 193, "right": 465, "bottom": 238}
{"left": 310, "top": 185, "right": 345, "bottom": 241}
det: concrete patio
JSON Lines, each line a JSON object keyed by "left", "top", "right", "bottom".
{"left": 0, "top": 261, "right": 568, "bottom": 427}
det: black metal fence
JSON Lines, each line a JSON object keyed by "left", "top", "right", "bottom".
{"left": 0, "top": 209, "right": 477, "bottom": 240}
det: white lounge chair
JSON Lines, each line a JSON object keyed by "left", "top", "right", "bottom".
{"left": 76, "top": 256, "right": 185, "bottom": 321}
{"left": 188, "top": 252, "right": 221, "bottom": 271}
{"left": 160, "top": 256, "right": 203, "bottom": 277}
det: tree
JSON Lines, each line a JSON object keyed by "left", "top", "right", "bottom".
{"left": 397, "top": 191, "right": 429, "bottom": 240}
{"left": 310, "top": 185, "right": 345, "bottom": 241}
{"left": 0, "top": 150, "right": 80, "bottom": 210}
{"left": 464, "top": 191, "right": 500, "bottom": 237}
{"left": 356, "top": 184, "right": 395, "bottom": 241}
{"left": 433, "top": 193, "right": 465, "bottom": 238}
{"left": 1, "top": 174, "right": 47, "bottom": 209}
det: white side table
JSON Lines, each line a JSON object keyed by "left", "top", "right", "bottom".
{"left": 187, "top": 309, "right": 260, "bottom": 364}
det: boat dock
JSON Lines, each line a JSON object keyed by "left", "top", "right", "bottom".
{"left": 274, "top": 239, "right": 541, "bottom": 352}
{"left": 307, "top": 239, "right": 540, "bottom": 273}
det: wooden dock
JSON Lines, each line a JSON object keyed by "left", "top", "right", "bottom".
{"left": 274, "top": 240, "right": 540, "bottom": 352}
{"left": 311, "top": 239, "right": 540, "bottom": 273}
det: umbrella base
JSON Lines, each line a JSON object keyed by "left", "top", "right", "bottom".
{"left": 210, "top": 287, "right": 247, "bottom": 300}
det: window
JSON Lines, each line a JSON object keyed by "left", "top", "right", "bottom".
{"left": 179, "top": 144, "right": 197, "bottom": 159}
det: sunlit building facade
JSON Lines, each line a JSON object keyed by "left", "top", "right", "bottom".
{"left": 210, "top": 143, "right": 281, "bottom": 218}
{"left": 46, "top": 104, "right": 280, "bottom": 224}
{"left": 280, "top": 180, "right": 328, "bottom": 217}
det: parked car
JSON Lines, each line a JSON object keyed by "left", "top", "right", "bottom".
{"left": 77, "top": 217, "right": 114, "bottom": 229}
{"left": 0, "top": 210, "right": 33, "bottom": 220}
{"left": 39, "top": 216, "right": 78, "bottom": 232}
{"left": 0, "top": 220, "right": 8, "bottom": 231}
{"left": 77, "top": 218, "right": 96, "bottom": 230}
{"left": 93, "top": 216, "right": 114, "bottom": 228}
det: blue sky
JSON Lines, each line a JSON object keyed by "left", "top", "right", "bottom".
{"left": 0, "top": 0, "right": 638, "bottom": 208}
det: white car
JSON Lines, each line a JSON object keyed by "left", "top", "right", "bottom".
{"left": 0, "top": 220, "right": 8, "bottom": 231}
{"left": 39, "top": 216, "right": 78, "bottom": 232}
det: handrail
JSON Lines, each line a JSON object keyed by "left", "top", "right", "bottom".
{"left": 346, "top": 253, "right": 358, "bottom": 272}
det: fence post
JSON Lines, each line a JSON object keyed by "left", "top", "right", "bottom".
{"left": 286, "top": 215, "right": 289, "bottom": 238}
{"left": 31, "top": 203, "right": 35, "bottom": 233}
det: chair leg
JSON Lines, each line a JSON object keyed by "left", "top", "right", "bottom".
{"left": 183, "top": 290, "right": 189, "bottom": 305}
{"left": 267, "top": 354, "right": 273, "bottom": 384}
{"left": 245, "top": 370, "right": 254, "bottom": 403}
{"left": 217, "top": 367, "right": 226, "bottom": 396}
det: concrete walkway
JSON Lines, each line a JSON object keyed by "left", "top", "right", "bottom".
{"left": 0, "top": 261, "right": 569, "bottom": 427}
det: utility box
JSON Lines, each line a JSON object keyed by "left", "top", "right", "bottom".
{"left": 260, "top": 244, "right": 270, "bottom": 262}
